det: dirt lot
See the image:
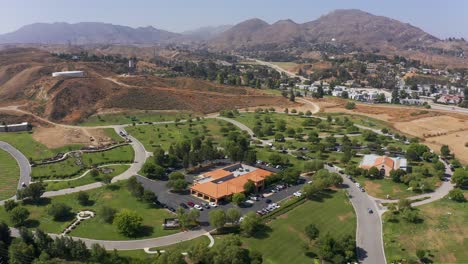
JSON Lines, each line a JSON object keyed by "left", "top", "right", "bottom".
{"left": 315, "top": 97, "right": 468, "bottom": 164}
{"left": 32, "top": 126, "right": 115, "bottom": 148}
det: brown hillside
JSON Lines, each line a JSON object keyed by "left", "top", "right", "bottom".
{"left": 0, "top": 48, "right": 291, "bottom": 123}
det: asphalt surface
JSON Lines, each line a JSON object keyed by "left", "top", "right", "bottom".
{"left": 326, "top": 164, "right": 386, "bottom": 264}
{"left": 0, "top": 141, "right": 31, "bottom": 191}
{"left": 136, "top": 175, "right": 306, "bottom": 228}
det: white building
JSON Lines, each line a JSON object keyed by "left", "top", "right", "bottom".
{"left": 0, "top": 122, "right": 30, "bottom": 132}
{"left": 52, "top": 71, "right": 85, "bottom": 78}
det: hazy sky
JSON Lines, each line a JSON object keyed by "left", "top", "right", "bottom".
{"left": 0, "top": 0, "right": 467, "bottom": 38}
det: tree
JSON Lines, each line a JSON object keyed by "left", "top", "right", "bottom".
{"left": 188, "top": 239, "right": 210, "bottom": 264}
{"left": 142, "top": 162, "right": 166, "bottom": 180}
{"left": 90, "top": 169, "right": 99, "bottom": 178}
{"left": 18, "top": 182, "right": 45, "bottom": 203}
{"left": 243, "top": 180, "right": 256, "bottom": 195}
{"left": 398, "top": 198, "right": 412, "bottom": 211}
{"left": 232, "top": 193, "right": 246, "bottom": 206}
{"left": 440, "top": 145, "right": 451, "bottom": 157}
{"left": 9, "top": 207, "right": 30, "bottom": 227}
{"left": 8, "top": 240, "right": 35, "bottom": 264}
{"left": 0, "top": 221, "right": 12, "bottom": 245}
{"left": 209, "top": 209, "right": 226, "bottom": 229}
{"left": 90, "top": 243, "right": 110, "bottom": 263}
{"left": 100, "top": 206, "right": 117, "bottom": 224}
{"left": 303, "top": 160, "right": 324, "bottom": 172}
{"left": 113, "top": 210, "right": 143, "bottom": 237}
{"left": 305, "top": 224, "right": 319, "bottom": 242}
{"left": 448, "top": 188, "right": 466, "bottom": 202}
{"left": 4, "top": 200, "right": 18, "bottom": 212}
{"left": 281, "top": 168, "right": 300, "bottom": 184}
{"left": 47, "top": 203, "right": 72, "bottom": 221}
{"left": 127, "top": 176, "right": 144, "bottom": 199}
{"left": 102, "top": 174, "right": 113, "bottom": 185}
{"left": 368, "top": 167, "right": 380, "bottom": 178}
{"left": 416, "top": 249, "right": 426, "bottom": 261}
{"left": 77, "top": 191, "right": 90, "bottom": 206}
{"left": 274, "top": 133, "right": 285, "bottom": 142}
{"left": 401, "top": 208, "right": 420, "bottom": 223}
{"left": 187, "top": 209, "right": 200, "bottom": 226}
{"left": 240, "top": 212, "right": 262, "bottom": 237}
{"left": 226, "top": 208, "right": 241, "bottom": 224}
{"left": 167, "top": 172, "right": 188, "bottom": 192}
{"left": 143, "top": 190, "right": 158, "bottom": 204}
{"left": 345, "top": 101, "right": 356, "bottom": 110}
{"left": 452, "top": 168, "right": 468, "bottom": 187}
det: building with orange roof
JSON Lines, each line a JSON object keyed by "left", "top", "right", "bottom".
{"left": 359, "top": 154, "right": 407, "bottom": 177}
{"left": 190, "top": 163, "right": 273, "bottom": 204}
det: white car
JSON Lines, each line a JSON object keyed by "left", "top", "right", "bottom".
{"left": 239, "top": 217, "right": 245, "bottom": 222}
{"left": 209, "top": 202, "right": 218, "bottom": 207}
{"left": 293, "top": 191, "right": 303, "bottom": 197}
{"left": 194, "top": 204, "right": 203, "bottom": 211}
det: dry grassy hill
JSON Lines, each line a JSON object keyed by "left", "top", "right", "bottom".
{"left": 0, "top": 48, "right": 291, "bottom": 124}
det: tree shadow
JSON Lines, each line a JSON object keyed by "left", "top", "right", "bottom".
{"left": 23, "top": 197, "right": 51, "bottom": 207}
{"left": 305, "top": 251, "right": 318, "bottom": 259}
{"left": 251, "top": 224, "right": 272, "bottom": 239}
{"left": 133, "top": 225, "right": 154, "bottom": 238}
{"left": 106, "top": 184, "right": 120, "bottom": 191}
{"left": 356, "top": 246, "right": 368, "bottom": 261}
{"left": 23, "top": 219, "right": 40, "bottom": 228}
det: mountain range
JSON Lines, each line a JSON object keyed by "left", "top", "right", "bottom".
{"left": 0, "top": 9, "right": 461, "bottom": 54}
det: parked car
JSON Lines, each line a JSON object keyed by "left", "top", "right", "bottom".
{"left": 209, "top": 202, "right": 218, "bottom": 207}
{"left": 360, "top": 188, "right": 365, "bottom": 192}
{"left": 293, "top": 191, "right": 303, "bottom": 197}
{"left": 250, "top": 196, "right": 260, "bottom": 201}
{"left": 367, "top": 208, "right": 373, "bottom": 214}
{"left": 202, "top": 203, "right": 210, "bottom": 209}
{"left": 179, "top": 203, "right": 188, "bottom": 209}
{"left": 21, "top": 182, "right": 26, "bottom": 188}
{"left": 187, "top": 201, "right": 195, "bottom": 207}
{"left": 194, "top": 204, "right": 203, "bottom": 211}
{"left": 265, "top": 199, "right": 272, "bottom": 204}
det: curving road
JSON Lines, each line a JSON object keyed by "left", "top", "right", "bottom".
{"left": 0, "top": 141, "right": 31, "bottom": 191}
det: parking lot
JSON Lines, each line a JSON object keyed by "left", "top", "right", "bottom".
{"left": 136, "top": 175, "right": 306, "bottom": 230}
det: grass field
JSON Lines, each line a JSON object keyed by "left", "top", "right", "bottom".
{"left": 31, "top": 145, "right": 134, "bottom": 179}
{"left": 355, "top": 177, "right": 416, "bottom": 199}
{"left": 116, "top": 236, "right": 209, "bottom": 260}
{"left": 104, "top": 128, "right": 124, "bottom": 142}
{"left": 0, "top": 181, "right": 176, "bottom": 240}
{"left": 269, "top": 62, "right": 300, "bottom": 72}
{"left": 43, "top": 165, "right": 130, "bottom": 191}
{"left": 0, "top": 131, "right": 82, "bottom": 161}
{"left": 0, "top": 149, "right": 20, "bottom": 200}
{"left": 383, "top": 191, "right": 468, "bottom": 263}
{"left": 240, "top": 190, "right": 356, "bottom": 264}
{"left": 79, "top": 111, "right": 194, "bottom": 126}
{"left": 126, "top": 118, "right": 237, "bottom": 152}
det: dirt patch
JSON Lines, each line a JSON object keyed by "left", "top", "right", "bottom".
{"left": 363, "top": 180, "right": 383, "bottom": 197}
{"left": 32, "top": 126, "right": 115, "bottom": 148}
{"left": 338, "top": 211, "right": 353, "bottom": 222}
{"left": 277, "top": 213, "right": 289, "bottom": 219}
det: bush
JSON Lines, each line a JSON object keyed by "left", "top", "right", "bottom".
{"left": 448, "top": 188, "right": 466, "bottom": 202}
{"left": 4, "top": 200, "right": 18, "bottom": 212}
{"left": 345, "top": 101, "right": 356, "bottom": 110}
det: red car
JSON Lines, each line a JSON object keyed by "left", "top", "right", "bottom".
{"left": 187, "top": 201, "right": 195, "bottom": 207}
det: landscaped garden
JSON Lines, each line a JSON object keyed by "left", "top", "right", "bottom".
{"left": 31, "top": 145, "right": 134, "bottom": 179}
{"left": 383, "top": 189, "right": 468, "bottom": 263}
{"left": 0, "top": 180, "right": 176, "bottom": 240}
{"left": 0, "top": 149, "right": 20, "bottom": 200}
{"left": 43, "top": 164, "right": 130, "bottom": 191}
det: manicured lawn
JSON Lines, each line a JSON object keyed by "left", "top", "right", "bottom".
{"left": 78, "top": 111, "right": 194, "bottom": 126}
{"left": 126, "top": 118, "right": 237, "bottom": 152}
{"left": 104, "top": 128, "right": 124, "bottom": 142}
{"left": 116, "top": 236, "right": 209, "bottom": 260}
{"left": 355, "top": 177, "right": 416, "bottom": 199}
{"left": 240, "top": 190, "right": 356, "bottom": 264}
{"left": 383, "top": 190, "right": 468, "bottom": 263}
{"left": 0, "top": 149, "right": 20, "bottom": 200}
{"left": 43, "top": 165, "right": 130, "bottom": 191}
{"left": 0, "top": 131, "right": 82, "bottom": 161}
{"left": 31, "top": 145, "right": 134, "bottom": 179}
{"left": 0, "top": 181, "right": 177, "bottom": 240}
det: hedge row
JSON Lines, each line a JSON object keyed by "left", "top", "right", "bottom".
{"left": 261, "top": 196, "right": 307, "bottom": 222}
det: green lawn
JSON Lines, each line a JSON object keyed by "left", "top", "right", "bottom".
{"left": 0, "top": 181, "right": 176, "bottom": 240}
{"left": 355, "top": 177, "right": 416, "bottom": 199}
{"left": 31, "top": 145, "right": 134, "bottom": 179}
{"left": 78, "top": 111, "right": 194, "bottom": 126}
{"left": 116, "top": 236, "right": 209, "bottom": 260}
{"left": 383, "top": 190, "right": 468, "bottom": 263}
{"left": 0, "top": 131, "right": 82, "bottom": 161}
{"left": 104, "top": 128, "right": 124, "bottom": 142}
{"left": 0, "top": 149, "right": 20, "bottom": 200}
{"left": 126, "top": 118, "right": 237, "bottom": 152}
{"left": 240, "top": 190, "right": 356, "bottom": 264}
{"left": 43, "top": 165, "right": 130, "bottom": 191}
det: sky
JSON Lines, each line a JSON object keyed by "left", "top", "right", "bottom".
{"left": 0, "top": 0, "right": 467, "bottom": 38}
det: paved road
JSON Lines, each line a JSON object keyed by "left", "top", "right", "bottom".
{"left": 326, "top": 165, "right": 386, "bottom": 264}
{"left": 0, "top": 141, "right": 31, "bottom": 191}
{"left": 251, "top": 59, "right": 307, "bottom": 82}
